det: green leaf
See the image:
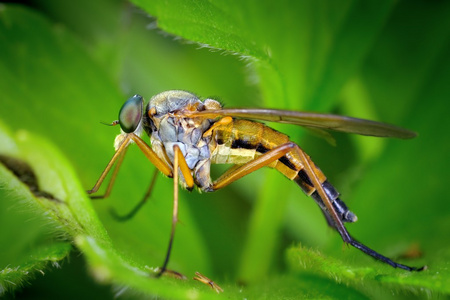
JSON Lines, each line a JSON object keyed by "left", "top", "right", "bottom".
{"left": 0, "top": 121, "right": 102, "bottom": 293}
{"left": 287, "top": 244, "right": 450, "bottom": 294}
{"left": 0, "top": 121, "right": 223, "bottom": 298}
{"left": 0, "top": 4, "right": 211, "bottom": 298}
{"left": 2, "top": 0, "right": 450, "bottom": 299}
{"left": 129, "top": 0, "right": 450, "bottom": 295}
{"left": 0, "top": 242, "right": 71, "bottom": 295}
{"left": 131, "top": 0, "right": 395, "bottom": 110}
{"left": 0, "top": 123, "right": 72, "bottom": 295}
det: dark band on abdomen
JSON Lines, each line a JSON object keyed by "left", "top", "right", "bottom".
{"left": 229, "top": 138, "right": 296, "bottom": 171}
{"left": 294, "top": 173, "right": 357, "bottom": 224}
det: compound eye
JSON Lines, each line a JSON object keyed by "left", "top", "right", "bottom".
{"left": 119, "top": 95, "right": 143, "bottom": 133}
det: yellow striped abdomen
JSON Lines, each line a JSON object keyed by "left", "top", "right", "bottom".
{"left": 208, "top": 119, "right": 357, "bottom": 224}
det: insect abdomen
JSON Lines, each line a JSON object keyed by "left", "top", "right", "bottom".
{"left": 295, "top": 173, "right": 357, "bottom": 224}
{"left": 209, "top": 119, "right": 357, "bottom": 224}
{"left": 209, "top": 119, "right": 282, "bottom": 165}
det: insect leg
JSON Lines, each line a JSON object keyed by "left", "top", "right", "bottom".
{"left": 87, "top": 134, "right": 133, "bottom": 195}
{"left": 110, "top": 168, "right": 159, "bottom": 221}
{"left": 212, "top": 143, "right": 297, "bottom": 190}
{"left": 89, "top": 146, "right": 128, "bottom": 200}
{"left": 156, "top": 144, "right": 195, "bottom": 277}
{"left": 89, "top": 133, "right": 172, "bottom": 196}
{"left": 193, "top": 271, "right": 224, "bottom": 293}
{"left": 130, "top": 133, "right": 173, "bottom": 177}
{"left": 295, "top": 145, "right": 424, "bottom": 271}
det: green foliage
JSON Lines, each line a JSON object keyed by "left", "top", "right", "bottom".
{"left": 1, "top": 0, "right": 450, "bottom": 299}
{"left": 0, "top": 242, "right": 71, "bottom": 295}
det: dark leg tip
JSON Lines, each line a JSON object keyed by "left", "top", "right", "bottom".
{"left": 396, "top": 263, "right": 427, "bottom": 272}
{"left": 414, "top": 265, "right": 427, "bottom": 272}
{"left": 155, "top": 268, "right": 165, "bottom": 278}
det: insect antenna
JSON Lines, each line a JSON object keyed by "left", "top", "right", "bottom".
{"left": 100, "top": 120, "right": 120, "bottom": 126}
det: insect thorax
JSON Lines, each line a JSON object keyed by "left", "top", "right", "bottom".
{"left": 143, "top": 90, "right": 221, "bottom": 190}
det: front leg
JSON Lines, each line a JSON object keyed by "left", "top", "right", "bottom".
{"left": 156, "top": 144, "right": 195, "bottom": 277}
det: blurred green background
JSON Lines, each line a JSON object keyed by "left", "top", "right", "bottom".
{"left": 1, "top": 0, "right": 450, "bottom": 299}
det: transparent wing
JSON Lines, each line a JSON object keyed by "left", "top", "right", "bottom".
{"left": 188, "top": 108, "right": 416, "bottom": 139}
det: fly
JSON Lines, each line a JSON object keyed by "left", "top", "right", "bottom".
{"left": 88, "top": 90, "right": 425, "bottom": 276}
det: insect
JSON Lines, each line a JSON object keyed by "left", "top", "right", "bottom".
{"left": 88, "top": 90, "right": 424, "bottom": 276}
